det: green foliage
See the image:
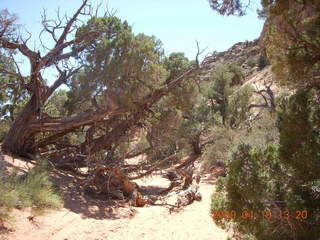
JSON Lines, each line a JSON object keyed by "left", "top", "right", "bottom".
{"left": 227, "top": 62, "right": 245, "bottom": 86}
{"left": 145, "top": 108, "right": 182, "bottom": 163}
{"left": 0, "top": 119, "right": 9, "bottom": 141}
{"left": 201, "top": 111, "right": 278, "bottom": 171}
{"left": 0, "top": 159, "right": 62, "bottom": 220}
{"left": 44, "top": 90, "right": 68, "bottom": 117}
{"left": 228, "top": 84, "right": 254, "bottom": 127}
{"left": 0, "top": 55, "right": 29, "bottom": 122}
{"left": 211, "top": 88, "right": 320, "bottom": 240}
{"left": 246, "top": 56, "right": 258, "bottom": 68}
{"left": 257, "top": 54, "right": 269, "bottom": 70}
{"left": 208, "top": 0, "right": 247, "bottom": 16}
{"left": 164, "top": 52, "right": 193, "bottom": 83}
{"left": 208, "top": 64, "right": 234, "bottom": 125}
{"left": 201, "top": 127, "right": 234, "bottom": 170}
{"left": 66, "top": 16, "right": 168, "bottom": 115}
{"left": 207, "top": 64, "right": 251, "bottom": 127}
{"left": 264, "top": 1, "right": 320, "bottom": 87}
{"left": 210, "top": 191, "right": 230, "bottom": 228}
{"left": 0, "top": 54, "right": 29, "bottom": 141}
{"left": 212, "top": 143, "right": 320, "bottom": 240}
{"left": 278, "top": 87, "right": 320, "bottom": 181}
{"left": 140, "top": 51, "right": 201, "bottom": 163}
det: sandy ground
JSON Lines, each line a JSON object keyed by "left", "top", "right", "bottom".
{"left": 0, "top": 155, "right": 229, "bottom": 240}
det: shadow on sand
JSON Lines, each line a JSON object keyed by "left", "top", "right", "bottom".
{"left": 51, "top": 170, "right": 173, "bottom": 220}
{"left": 51, "top": 170, "right": 136, "bottom": 220}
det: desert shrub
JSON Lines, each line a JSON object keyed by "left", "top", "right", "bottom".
{"left": 228, "top": 84, "right": 254, "bottom": 127}
{"left": 207, "top": 64, "right": 251, "bottom": 127}
{"left": 135, "top": 134, "right": 150, "bottom": 151}
{"left": 227, "top": 62, "right": 245, "bottom": 86}
{"left": 211, "top": 88, "right": 320, "bottom": 240}
{"left": 246, "top": 56, "right": 258, "bottom": 68}
{"left": 257, "top": 55, "right": 269, "bottom": 70}
{"left": 212, "top": 144, "right": 320, "bottom": 240}
{"left": 210, "top": 191, "right": 230, "bottom": 228}
{"left": 201, "top": 111, "right": 278, "bottom": 171}
{"left": 201, "top": 127, "right": 234, "bottom": 170}
{"left": 0, "top": 159, "right": 62, "bottom": 221}
{"left": 278, "top": 87, "right": 320, "bottom": 181}
{"left": 237, "top": 56, "right": 246, "bottom": 65}
{"left": 276, "top": 88, "right": 291, "bottom": 102}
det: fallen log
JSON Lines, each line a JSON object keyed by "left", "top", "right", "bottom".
{"left": 162, "top": 163, "right": 202, "bottom": 209}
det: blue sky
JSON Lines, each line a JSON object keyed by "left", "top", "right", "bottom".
{"left": 1, "top": 0, "right": 264, "bottom": 82}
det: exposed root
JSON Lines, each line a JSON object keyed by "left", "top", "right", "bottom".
{"left": 80, "top": 165, "right": 150, "bottom": 207}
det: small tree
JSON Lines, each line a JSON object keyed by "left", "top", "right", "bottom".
{"left": 208, "top": 64, "right": 233, "bottom": 125}
{"left": 207, "top": 64, "right": 251, "bottom": 127}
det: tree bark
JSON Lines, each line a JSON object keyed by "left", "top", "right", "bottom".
{"left": 2, "top": 94, "right": 40, "bottom": 156}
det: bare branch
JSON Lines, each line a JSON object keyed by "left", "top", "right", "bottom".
{"left": 0, "top": 38, "right": 38, "bottom": 60}
{"left": 129, "top": 153, "right": 177, "bottom": 180}
{"left": 195, "top": 40, "right": 207, "bottom": 69}
{"left": 55, "top": 0, "right": 88, "bottom": 48}
{"left": 249, "top": 80, "right": 275, "bottom": 111}
{"left": 40, "top": 9, "right": 59, "bottom": 45}
{"left": 46, "top": 64, "right": 81, "bottom": 96}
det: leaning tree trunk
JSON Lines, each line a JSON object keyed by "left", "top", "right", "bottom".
{"left": 2, "top": 68, "right": 62, "bottom": 156}
{"left": 2, "top": 70, "right": 49, "bottom": 157}
{"left": 2, "top": 97, "right": 37, "bottom": 156}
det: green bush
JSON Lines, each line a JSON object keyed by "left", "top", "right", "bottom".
{"left": 211, "top": 144, "right": 320, "bottom": 240}
{"left": 211, "top": 88, "right": 320, "bottom": 240}
{"left": 0, "top": 159, "right": 62, "bottom": 220}
{"left": 228, "top": 84, "right": 254, "bottom": 127}
{"left": 257, "top": 55, "right": 269, "bottom": 70}
{"left": 227, "top": 62, "right": 245, "bottom": 86}
{"left": 246, "top": 57, "right": 258, "bottom": 68}
{"left": 201, "top": 111, "right": 278, "bottom": 171}
{"left": 278, "top": 87, "right": 320, "bottom": 181}
{"left": 207, "top": 64, "right": 250, "bottom": 127}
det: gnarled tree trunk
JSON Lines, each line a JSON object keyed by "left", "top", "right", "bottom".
{"left": 2, "top": 95, "right": 39, "bottom": 156}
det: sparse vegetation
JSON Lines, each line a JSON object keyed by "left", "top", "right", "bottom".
{"left": 0, "top": 1, "right": 319, "bottom": 239}
{"left": 257, "top": 55, "right": 269, "bottom": 70}
{"left": 246, "top": 56, "right": 258, "bottom": 68}
{"left": 209, "top": 1, "right": 320, "bottom": 239}
{"left": 0, "top": 159, "right": 62, "bottom": 222}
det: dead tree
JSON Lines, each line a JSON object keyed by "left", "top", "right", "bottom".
{"left": 161, "top": 133, "right": 216, "bottom": 198}
{"left": 249, "top": 80, "right": 276, "bottom": 112}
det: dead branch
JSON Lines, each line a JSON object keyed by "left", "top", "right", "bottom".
{"left": 125, "top": 147, "right": 152, "bottom": 159}
{"left": 129, "top": 153, "right": 177, "bottom": 180}
{"left": 249, "top": 80, "right": 275, "bottom": 111}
